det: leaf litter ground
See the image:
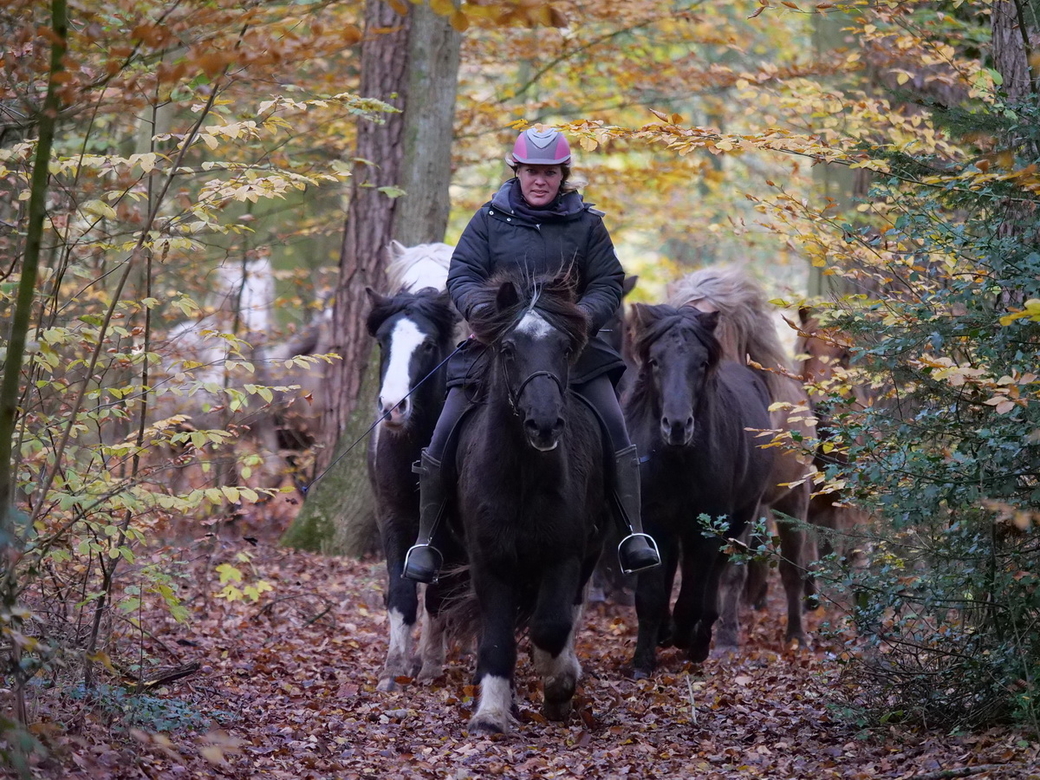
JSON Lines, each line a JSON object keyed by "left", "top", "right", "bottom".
{"left": 20, "top": 531, "right": 1040, "bottom": 779}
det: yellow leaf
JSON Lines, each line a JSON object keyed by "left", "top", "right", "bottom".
{"left": 896, "top": 71, "right": 909, "bottom": 85}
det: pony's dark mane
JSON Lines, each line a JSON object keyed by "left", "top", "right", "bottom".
{"left": 466, "top": 273, "right": 589, "bottom": 353}
{"left": 628, "top": 304, "right": 723, "bottom": 410}
{"left": 366, "top": 287, "right": 458, "bottom": 338}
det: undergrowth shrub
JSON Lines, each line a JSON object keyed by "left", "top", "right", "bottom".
{"left": 802, "top": 93, "right": 1040, "bottom": 733}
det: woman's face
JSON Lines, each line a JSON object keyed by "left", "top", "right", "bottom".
{"left": 516, "top": 164, "right": 562, "bottom": 207}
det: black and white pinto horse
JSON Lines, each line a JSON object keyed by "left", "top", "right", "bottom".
{"left": 364, "top": 241, "right": 460, "bottom": 691}
{"left": 624, "top": 303, "right": 774, "bottom": 677}
{"left": 451, "top": 274, "right": 607, "bottom": 733}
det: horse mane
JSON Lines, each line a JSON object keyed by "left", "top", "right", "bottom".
{"left": 465, "top": 272, "right": 589, "bottom": 354}
{"left": 386, "top": 241, "right": 454, "bottom": 293}
{"left": 627, "top": 304, "right": 723, "bottom": 410}
{"left": 668, "top": 264, "right": 791, "bottom": 398}
{"left": 365, "top": 287, "right": 458, "bottom": 340}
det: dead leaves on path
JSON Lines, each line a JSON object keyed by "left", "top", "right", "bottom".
{"left": 22, "top": 539, "right": 1040, "bottom": 779}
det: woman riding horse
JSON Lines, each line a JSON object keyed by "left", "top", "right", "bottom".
{"left": 403, "top": 127, "right": 661, "bottom": 583}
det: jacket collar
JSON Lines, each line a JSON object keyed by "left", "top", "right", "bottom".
{"left": 488, "top": 179, "right": 588, "bottom": 223}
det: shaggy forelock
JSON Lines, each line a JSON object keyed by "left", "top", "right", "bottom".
{"left": 466, "top": 272, "right": 588, "bottom": 352}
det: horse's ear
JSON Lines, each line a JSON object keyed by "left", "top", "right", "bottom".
{"left": 436, "top": 289, "right": 461, "bottom": 322}
{"left": 798, "top": 305, "right": 814, "bottom": 327}
{"left": 365, "top": 286, "right": 387, "bottom": 309}
{"left": 698, "top": 309, "right": 721, "bottom": 333}
{"left": 387, "top": 239, "right": 406, "bottom": 261}
{"left": 623, "top": 274, "right": 639, "bottom": 297}
{"left": 628, "top": 303, "right": 654, "bottom": 334}
{"left": 496, "top": 280, "right": 520, "bottom": 311}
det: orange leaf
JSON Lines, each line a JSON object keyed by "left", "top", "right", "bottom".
{"left": 450, "top": 10, "right": 470, "bottom": 32}
{"left": 748, "top": 6, "right": 766, "bottom": 18}
{"left": 342, "top": 24, "right": 362, "bottom": 45}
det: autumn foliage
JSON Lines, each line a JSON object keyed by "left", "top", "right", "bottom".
{"left": 2, "top": 0, "right": 1040, "bottom": 775}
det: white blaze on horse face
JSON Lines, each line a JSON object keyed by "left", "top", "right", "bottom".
{"left": 380, "top": 317, "right": 425, "bottom": 425}
{"left": 515, "top": 309, "right": 553, "bottom": 340}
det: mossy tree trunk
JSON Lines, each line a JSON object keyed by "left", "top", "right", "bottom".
{"left": 282, "top": 1, "right": 462, "bottom": 557}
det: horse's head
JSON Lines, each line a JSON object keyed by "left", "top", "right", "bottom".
{"left": 797, "top": 307, "right": 853, "bottom": 395}
{"left": 468, "top": 275, "right": 588, "bottom": 452}
{"left": 366, "top": 287, "right": 458, "bottom": 430}
{"left": 630, "top": 303, "right": 722, "bottom": 447}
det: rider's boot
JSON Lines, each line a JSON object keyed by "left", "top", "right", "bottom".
{"left": 402, "top": 449, "right": 446, "bottom": 584}
{"left": 613, "top": 444, "right": 662, "bottom": 574}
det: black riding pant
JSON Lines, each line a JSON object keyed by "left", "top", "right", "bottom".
{"left": 426, "top": 374, "right": 631, "bottom": 461}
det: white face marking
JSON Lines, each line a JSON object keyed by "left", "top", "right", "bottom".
{"left": 515, "top": 309, "right": 553, "bottom": 339}
{"left": 380, "top": 318, "right": 425, "bottom": 411}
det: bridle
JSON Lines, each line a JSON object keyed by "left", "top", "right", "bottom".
{"left": 507, "top": 368, "right": 566, "bottom": 416}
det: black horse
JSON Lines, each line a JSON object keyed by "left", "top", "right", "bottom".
{"left": 451, "top": 274, "right": 607, "bottom": 733}
{"left": 624, "top": 303, "right": 774, "bottom": 677}
{"left": 365, "top": 284, "right": 459, "bottom": 691}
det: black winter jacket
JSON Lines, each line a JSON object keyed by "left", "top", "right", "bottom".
{"left": 445, "top": 179, "right": 627, "bottom": 388}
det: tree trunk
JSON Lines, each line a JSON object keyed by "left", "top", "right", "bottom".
{"left": 394, "top": 1, "right": 462, "bottom": 244}
{"left": 282, "top": 0, "right": 409, "bottom": 554}
{"left": 992, "top": 0, "right": 1038, "bottom": 105}
{"left": 283, "top": 0, "right": 463, "bottom": 556}
{"left": 809, "top": 6, "right": 866, "bottom": 299}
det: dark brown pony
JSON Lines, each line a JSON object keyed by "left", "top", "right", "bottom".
{"left": 669, "top": 265, "right": 817, "bottom": 652}
{"left": 624, "top": 303, "right": 774, "bottom": 677}
{"left": 449, "top": 274, "right": 608, "bottom": 732}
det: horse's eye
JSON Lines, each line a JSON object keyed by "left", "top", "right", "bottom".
{"left": 422, "top": 341, "right": 435, "bottom": 352}
{"left": 648, "top": 358, "right": 658, "bottom": 369}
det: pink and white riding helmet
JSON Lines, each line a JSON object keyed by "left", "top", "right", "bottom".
{"left": 510, "top": 128, "right": 572, "bottom": 165}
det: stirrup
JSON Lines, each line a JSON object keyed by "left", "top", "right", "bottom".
{"left": 403, "top": 543, "right": 443, "bottom": 584}
{"left": 618, "top": 532, "right": 661, "bottom": 575}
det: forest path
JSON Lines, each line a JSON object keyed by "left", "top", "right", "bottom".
{"left": 33, "top": 537, "right": 1039, "bottom": 779}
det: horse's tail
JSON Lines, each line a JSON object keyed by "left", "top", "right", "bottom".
{"left": 668, "top": 264, "right": 792, "bottom": 400}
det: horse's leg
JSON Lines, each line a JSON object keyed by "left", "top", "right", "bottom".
{"left": 672, "top": 528, "right": 721, "bottom": 659}
{"left": 633, "top": 535, "right": 676, "bottom": 679}
{"left": 416, "top": 579, "right": 451, "bottom": 683}
{"left": 376, "top": 504, "right": 421, "bottom": 692}
{"left": 714, "top": 526, "right": 750, "bottom": 655}
{"left": 744, "top": 517, "right": 771, "bottom": 610}
{"left": 531, "top": 559, "right": 584, "bottom": 721}
{"left": 469, "top": 569, "right": 518, "bottom": 734}
{"left": 681, "top": 509, "right": 758, "bottom": 664}
{"left": 773, "top": 485, "right": 812, "bottom": 647}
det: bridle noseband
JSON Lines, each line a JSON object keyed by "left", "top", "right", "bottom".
{"left": 508, "top": 369, "right": 566, "bottom": 416}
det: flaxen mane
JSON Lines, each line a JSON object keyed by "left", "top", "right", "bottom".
{"left": 386, "top": 241, "right": 454, "bottom": 293}
{"left": 668, "top": 264, "right": 791, "bottom": 398}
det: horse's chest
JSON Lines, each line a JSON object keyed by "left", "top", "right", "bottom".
{"left": 459, "top": 469, "right": 585, "bottom": 556}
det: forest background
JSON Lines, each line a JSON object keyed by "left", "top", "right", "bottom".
{"left": 2, "top": 0, "right": 1040, "bottom": 776}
